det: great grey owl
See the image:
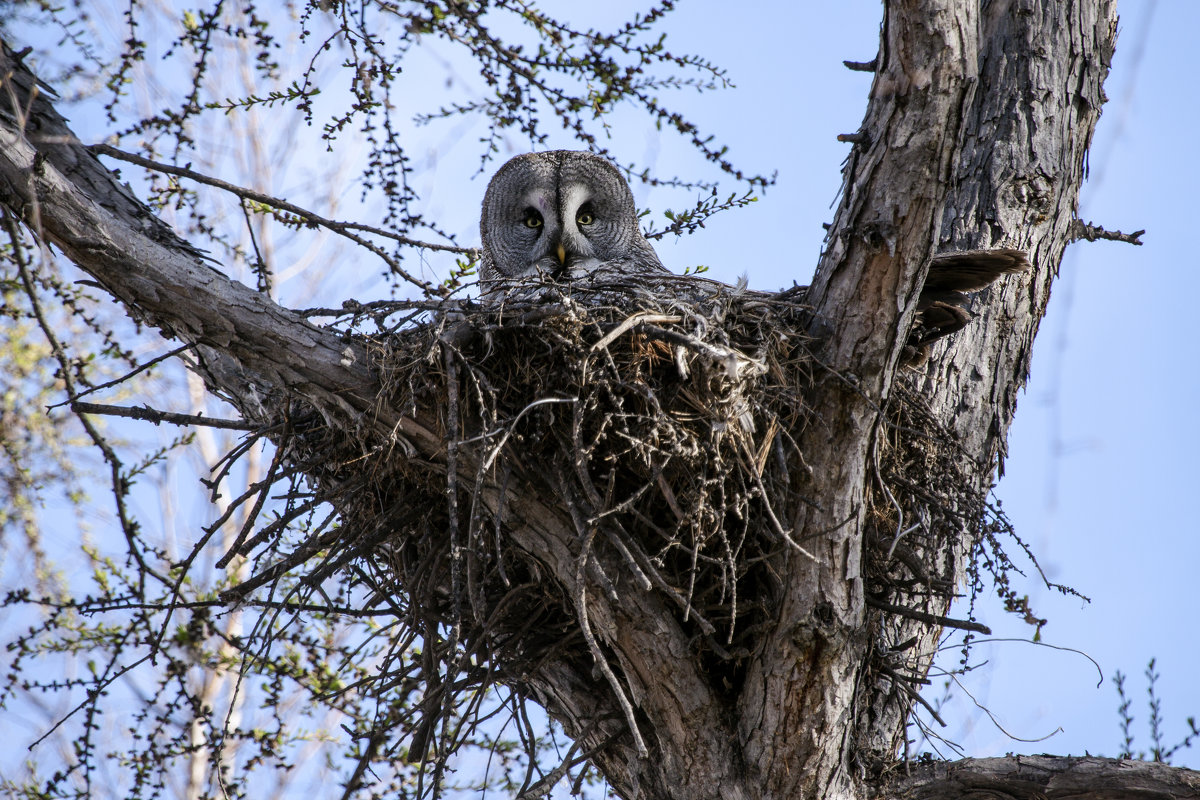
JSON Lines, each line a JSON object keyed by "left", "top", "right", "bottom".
{"left": 478, "top": 150, "right": 1028, "bottom": 364}
{"left": 479, "top": 150, "right": 667, "bottom": 287}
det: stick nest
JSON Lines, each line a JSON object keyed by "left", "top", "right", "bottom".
{"left": 234, "top": 278, "right": 990, "bottom": 761}
{"left": 358, "top": 281, "right": 820, "bottom": 663}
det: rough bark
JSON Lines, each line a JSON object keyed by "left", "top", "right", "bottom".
{"left": 2, "top": 2, "right": 1187, "bottom": 800}
{"left": 878, "top": 755, "right": 1200, "bottom": 799}
{"left": 833, "top": 0, "right": 1125, "bottom": 778}
{"left": 735, "top": 1, "right": 1123, "bottom": 797}
{"left": 739, "top": 4, "right": 981, "bottom": 796}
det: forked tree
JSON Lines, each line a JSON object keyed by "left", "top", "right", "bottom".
{"left": 1, "top": 2, "right": 1195, "bottom": 799}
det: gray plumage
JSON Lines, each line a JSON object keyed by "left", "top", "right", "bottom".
{"left": 479, "top": 150, "right": 666, "bottom": 289}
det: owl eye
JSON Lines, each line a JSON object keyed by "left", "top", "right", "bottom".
{"left": 576, "top": 206, "right": 595, "bottom": 226}
{"left": 522, "top": 209, "right": 543, "bottom": 229}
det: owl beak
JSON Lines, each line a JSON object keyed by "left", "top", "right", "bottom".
{"left": 555, "top": 241, "right": 567, "bottom": 266}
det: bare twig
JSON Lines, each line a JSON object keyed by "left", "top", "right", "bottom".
{"left": 71, "top": 401, "right": 256, "bottom": 430}
{"left": 90, "top": 143, "right": 466, "bottom": 294}
{"left": 1069, "top": 219, "right": 1145, "bottom": 245}
{"left": 590, "top": 311, "right": 681, "bottom": 351}
{"left": 49, "top": 344, "right": 193, "bottom": 408}
{"left": 866, "top": 597, "right": 992, "bottom": 635}
{"left": 561, "top": 485, "right": 648, "bottom": 759}
{"left": 843, "top": 58, "right": 878, "bottom": 72}
{"left": 880, "top": 664, "right": 946, "bottom": 727}
{"left": 5, "top": 211, "right": 165, "bottom": 591}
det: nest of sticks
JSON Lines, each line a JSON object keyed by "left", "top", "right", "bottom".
{"left": 228, "top": 276, "right": 990, "bottom": 759}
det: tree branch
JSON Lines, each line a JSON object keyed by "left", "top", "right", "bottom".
{"left": 741, "top": 3, "right": 983, "bottom": 795}
{"left": 0, "top": 38, "right": 744, "bottom": 800}
{"left": 1069, "top": 218, "right": 1145, "bottom": 245}
{"left": 71, "top": 401, "right": 257, "bottom": 430}
{"left": 0, "top": 4, "right": 1138, "bottom": 794}
{"left": 880, "top": 756, "right": 1200, "bottom": 800}
{"left": 91, "top": 142, "right": 473, "bottom": 286}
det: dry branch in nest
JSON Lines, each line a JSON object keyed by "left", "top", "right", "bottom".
{"left": 216, "top": 278, "right": 1005, "bottom": 767}
{"left": 358, "top": 280, "right": 821, "bottom": 653}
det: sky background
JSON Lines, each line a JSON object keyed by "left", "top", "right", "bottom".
{"left": 6, "top": 0, "right": 1198, "bottom": 787}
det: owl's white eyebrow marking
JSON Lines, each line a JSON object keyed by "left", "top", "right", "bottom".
{"left": 560, "top": 183, "right": 591, "bottom": 217}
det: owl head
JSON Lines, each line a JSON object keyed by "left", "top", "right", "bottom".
{"left": 479, "top": 150, "right": 664, "bottom": 286}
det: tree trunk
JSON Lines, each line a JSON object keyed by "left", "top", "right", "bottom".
{"left": 5, "top": 3, "right": 1195, "bottom": 800}
{"left": 739, "top": 1, "right": 1119, "bottom": 796}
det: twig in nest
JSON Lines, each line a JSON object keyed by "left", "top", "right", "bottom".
{"left": 515, "top": 727, "right": 622, "bottom": 800}
{"left": 738, "top": 439, "right": 818, "bottom": 562}
{"left": 562, "top": 490, "right": 648, "bottom": 758}
{"left": 442, "top": 337, "right": 464, "bottom": 644}
{"left": 752, "top": 417, "right": 780, "bottom": 478}
{"left": 655, "top": 473, "right": 686, "bottom": 522}
{"left": 470, "top": 396, "right": 578, "bottom": 471}
{"left": 867, "top": 532, "right": 950, "bottom": 592}
{"left": 219, "top": 522, "right": 345, "bottom": 604}
{"left": 602, "top": 517, "right": 720, "bottom": 638}
{"left": 568, "top": 407, "right": 653, "bottom": 595}
{"left": 590, "top": 311, "right": 682, "bottom": 351}
{"left": 871, "top": 439, "right": 921, "bottom": 561}
{"left": 212, "top": 452, "right": 289, "bottom": 568}
{"left": 639, "top": 323, "right": 766, "bottom": 380}
{"left": 880, "top": 664, "right": 946, "bottom": 727}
